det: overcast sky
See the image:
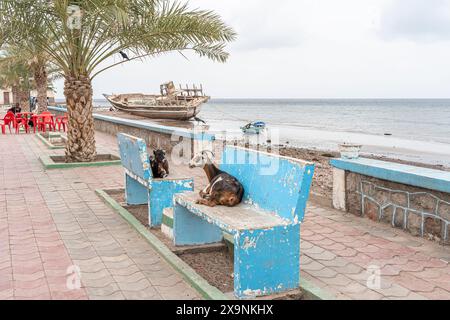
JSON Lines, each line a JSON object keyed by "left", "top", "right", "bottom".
{"left": 54, "top": 0, "right": 450, "bottom": 99}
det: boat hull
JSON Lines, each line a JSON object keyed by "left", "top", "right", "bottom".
{"left": 104, "top": 93, "right": 208, "bottom": 121}
{"left": 109, "top": 102, "right": 203, "bottom": 120}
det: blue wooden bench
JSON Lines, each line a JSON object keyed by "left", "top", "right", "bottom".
{"left": 117, "top": 133, "right": 194, "bottom": 227}
{"left": 173, "top": 146, "right": 315, "bottom": 299}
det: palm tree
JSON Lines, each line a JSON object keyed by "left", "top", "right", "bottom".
{"left": 0, "top": 53, "right": 33, "bottom": 111}
{"left": 1, "top": 0, "right": 236, "bottom": 162}
{"left": 31, "top": 55, "right": 51, "bottom": 114}
{"left": 1, "top": 45, "right": 53, "bottom": 113}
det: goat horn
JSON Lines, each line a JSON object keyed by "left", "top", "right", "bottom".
{"left": 202, "top": 150, "right": 215, "bottom": 158}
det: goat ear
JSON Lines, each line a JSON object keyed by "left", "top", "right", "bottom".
{"left": 153, "top": 150, "right": 157, "bottom": 155}
{"left": 162, "top": 149, "right": 166, "bottom": 155}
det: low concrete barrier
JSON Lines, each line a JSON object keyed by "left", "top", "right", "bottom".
{"left": 48, "top": 106, "right": 214, "bottom": 159}
{"left": 330, "top": 157, "right": 450, "bottom": 243}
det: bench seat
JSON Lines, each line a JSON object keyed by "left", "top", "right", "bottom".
{"left": 174, "top": 191, "right": 290, "bottom": 234}
{"left": 172, "top": 146, "right": 315, "bottom": 299}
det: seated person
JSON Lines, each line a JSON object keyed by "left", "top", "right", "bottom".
{"left": 7, "top": 103, "right": 21, "bottom": 114}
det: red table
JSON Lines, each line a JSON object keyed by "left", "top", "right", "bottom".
{"left": 31, "top": 113, "right": 56, "bottom": 133}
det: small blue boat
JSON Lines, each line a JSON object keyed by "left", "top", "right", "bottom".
{"left": 241, "top": 121, "right": 267, "bottom": 134}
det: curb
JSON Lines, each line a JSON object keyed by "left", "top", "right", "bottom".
{"left": 95, "top": 189, "right": 228, "bottom": 300}
{"left": 39, "top": 154, "right": 122, "bottom": 169}
{"left": 35, "top": 133, "right": 65, "bottom": 150}
{"left": 299, "top": 278, "right": 336, "bottom": 300}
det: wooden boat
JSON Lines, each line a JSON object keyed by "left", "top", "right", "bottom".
{"left": 103, "top": 82, "right": 209, "bottom": 120}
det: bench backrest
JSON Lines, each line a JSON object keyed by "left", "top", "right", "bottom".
{"left": 220, "top": 146, "right": 315, "bottom": 223}
{"left": 117, "top": 133, "right": 152, "bottom": 181}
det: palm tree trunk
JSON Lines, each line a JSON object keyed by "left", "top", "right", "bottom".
{"left": 11, "top": 85, "right": 18, "bottom": 104}
{"left": 34, "top": 66, "right": 48, "bottom": 113}
{"left": 64, "top": 75, "right": 97, "bottom": 162}
{"left": 18, "top": 89, "right": 30, "bottom": 112}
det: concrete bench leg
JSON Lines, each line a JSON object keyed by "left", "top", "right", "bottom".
{"left": 173, "top": 204, "right": 223, "bottom": 246}
{"left": 234, "top": 224, "right": 300, "bottom": 299}
{"left": 148, "top": 179, "right": 193, "bottom": 227}
{"left": 125, "top": 174, "right": 149, "bottom": 205}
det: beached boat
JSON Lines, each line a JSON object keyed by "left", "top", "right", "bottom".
{"left": 241, "top": 121, "right": 267, "bottom": 134}
{"left": 103, "top": 82, "right": 209, "bottom": 120}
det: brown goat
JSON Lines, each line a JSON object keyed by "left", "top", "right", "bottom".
{"left": 189, "top": 150, "right": 244, "bottom": 207}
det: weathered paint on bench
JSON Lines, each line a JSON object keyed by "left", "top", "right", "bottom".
{"left": 330, "top": 157, "right": 450, "bottom": 194}
{"left": 220, "top": 146, "right": 315, "bottom": 223}
{"left": 118, "top": 133, "right": 194, "bottom": 227}
{"left": 173, "top": 146, "right": 315, "bottom": 299}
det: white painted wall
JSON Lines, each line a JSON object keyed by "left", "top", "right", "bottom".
{"left": 332, "top": 168, "right": 347, "bottom": 211}
{"left": 0, "top": 89, "right": 11, "bottom": 105}
{"left": 0, "top": 88, "right": 56, "bottom": 105}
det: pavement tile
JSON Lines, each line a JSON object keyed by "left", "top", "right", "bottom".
{"left": 122, "top": 288, "right": 161, "bottom": 300}
{"left": 301, "top": 260, "right": 326, "bottom": 272}
{"left": 317, "top": 274, "right": 353, "bottom": 286}
{"left": 307, "top": 267, "right": 338, "bottom": 278}
{"left": 387, "top": 273, "right": 436, "bottom": 293}
{"left": 332, "top": 263, "right": 364, "bottom": 275}
{"left": 146, "top": 273, "right": 184, "bottom": 287}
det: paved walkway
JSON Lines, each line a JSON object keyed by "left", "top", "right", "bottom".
{"left": 0, "top": 132, "right": 200, "bottom": 300}
{"left": 301, "top": 205, "right": 450, "bottom": 299}
{"left": 1, "top": 131, "right": 449, "bottom": 300}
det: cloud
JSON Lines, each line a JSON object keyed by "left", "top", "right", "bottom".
{"left": 380, "top": 0, "right": 450, "bottom": 42}
{"left": 53, "top": 0, "right": 450, "bottom": 99}
{"left": 190, "top": 0, "right": 304, "bottom": 51}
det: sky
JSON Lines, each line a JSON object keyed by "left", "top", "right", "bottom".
{"left": 54, "top": 0, "right": 450, "bottom": 99}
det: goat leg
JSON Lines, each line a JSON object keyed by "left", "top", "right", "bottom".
{"left": 195, "top": 198, "right": 217, "bottom": 207}
{"left": 199, "top": 184, "right": 211, "bottom": 198}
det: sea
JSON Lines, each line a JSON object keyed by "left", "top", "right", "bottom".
{"left": 90, "top": 98, "right": 450, "bottom": 167}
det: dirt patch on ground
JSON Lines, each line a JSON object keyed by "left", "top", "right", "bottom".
{"left": 179, "top": 250, "right": 234, "bottom": 293}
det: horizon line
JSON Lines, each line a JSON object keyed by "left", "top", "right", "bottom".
{"left": 54, "top": 97, "right": 450, "bottom": 101}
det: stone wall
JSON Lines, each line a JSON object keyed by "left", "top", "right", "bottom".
{"left": 346, "top": 172, "right": 450, "bottom": 243}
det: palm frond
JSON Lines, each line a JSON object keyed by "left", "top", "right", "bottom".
{"left": 1, "top": 0, "right": 236, "bottom": 79}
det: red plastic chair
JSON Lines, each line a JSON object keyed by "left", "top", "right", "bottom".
{"left": 55, "top": 115, "right": 68, "bottom": 132}
{"left": 14, "top": 114, "right": 30, "bottom": 134}
{"left": 37, "top": 113, "right": 55, "bottom": 133}
{"left": 0, "top": 112, "right": 15, "bottom": 134}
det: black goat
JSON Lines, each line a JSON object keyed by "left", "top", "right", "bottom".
{"left": 150, "top": 149, "right": 169, "bottom": 178}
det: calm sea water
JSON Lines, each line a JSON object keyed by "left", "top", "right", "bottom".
{"left": 201, "top": 99, "right": 450, "bottom": 144}
{"left": 91, "top": 98, "right": 450, "bottom": 165}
